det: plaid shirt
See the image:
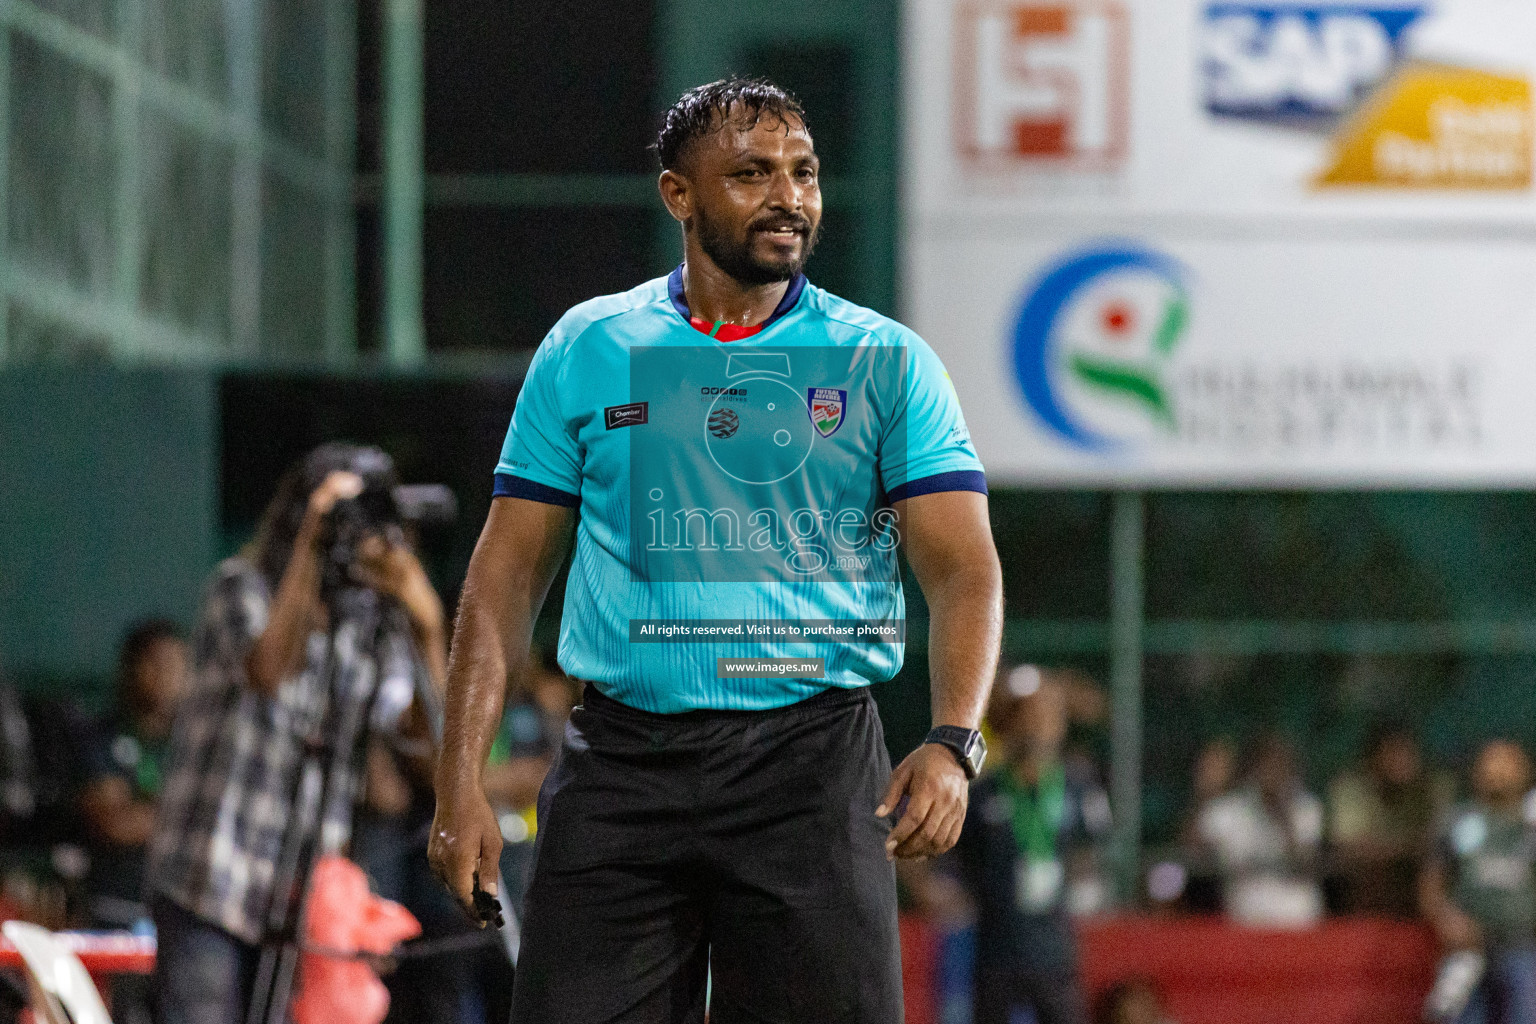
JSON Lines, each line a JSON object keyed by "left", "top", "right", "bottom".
{"left": 147, "top": 557, "right": 421, "bottom": 943}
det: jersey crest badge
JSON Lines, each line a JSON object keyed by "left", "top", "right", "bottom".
{"left": 808, "top": 387, "right": 847, "bottom": 438}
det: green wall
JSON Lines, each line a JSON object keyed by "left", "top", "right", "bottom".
{"left": 0, "top": 367, "right": 217, "bottom": 694}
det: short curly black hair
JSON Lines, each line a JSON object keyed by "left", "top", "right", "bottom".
{"left": 117, "top": 617, "right": 184, "bottom": 704}
{"left": 655, "top": 77, "right": 809, "bottom": 172}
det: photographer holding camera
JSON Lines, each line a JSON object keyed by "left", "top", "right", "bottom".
{"left": 146, "top": 443, "right": 447, "bottom": 1024}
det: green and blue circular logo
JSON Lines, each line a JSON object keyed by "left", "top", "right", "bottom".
{"left": 1011, "top": 242, "right": 1191, "bottom": 451}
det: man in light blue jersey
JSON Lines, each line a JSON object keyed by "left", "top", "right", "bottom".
{"left": 430, "top": 78, "right": 1003, "bottom": 1023}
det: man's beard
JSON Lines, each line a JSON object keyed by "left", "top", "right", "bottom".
{"left": 695, "top": 205, "right": 820, "bottom": 286}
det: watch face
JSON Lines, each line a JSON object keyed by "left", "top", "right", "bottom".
{"left": 965, "top": 734, "right": 987, "bottom": 776}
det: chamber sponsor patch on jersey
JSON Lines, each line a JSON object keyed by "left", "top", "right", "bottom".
{"left": 808, "top": 388, "right": 847, "bottom": 437}
{"left": 605, "top": 402, "right": 649, "bottom": 429}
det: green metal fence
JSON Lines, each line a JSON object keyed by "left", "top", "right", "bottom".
{"left": 1, "top": 0, "right": 354, "bottom": 362}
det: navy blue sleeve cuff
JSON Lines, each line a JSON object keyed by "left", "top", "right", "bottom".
{"left": 493, "top": 473, "right": 580, "bottom": 507}
{"left": 885, "top": 470, "right": 988, "bottom": 504}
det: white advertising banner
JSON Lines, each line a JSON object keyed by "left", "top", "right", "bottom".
{"left": 903, "top": 0, "right": 1536, "bottom": 486}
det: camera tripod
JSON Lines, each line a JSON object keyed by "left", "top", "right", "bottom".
{"left": 244, "top": 591, "right": 453, "bottom": 1024}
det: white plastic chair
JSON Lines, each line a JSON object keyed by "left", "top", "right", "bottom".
{"left": 1, "top": 921, "right": 114, "bottom": 1024}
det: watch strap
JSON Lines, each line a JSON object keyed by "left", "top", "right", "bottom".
{"left": 925, "top": 725, "right": 984, "bottom": 779}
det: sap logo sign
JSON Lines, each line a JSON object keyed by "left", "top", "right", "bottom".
{"left": 1202, "top": 5, "right": 1423, "bottom": 123}
{"left": 955, "top": 3, "right": 1129, "bottom": 167}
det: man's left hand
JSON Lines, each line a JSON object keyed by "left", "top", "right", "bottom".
{"left": 355, "top": 534, "right": 445, "bottom": 635}
{"left": 877, "top": 742, "right": 969, "bottom": 860}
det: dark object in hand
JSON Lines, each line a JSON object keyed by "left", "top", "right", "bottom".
{"left": 471, "top": 872, "right": 505, "bottom": 929}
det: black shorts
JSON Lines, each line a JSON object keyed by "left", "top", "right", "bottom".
{"left": 509, "top": 683, "right": 903, "bottom": 1024}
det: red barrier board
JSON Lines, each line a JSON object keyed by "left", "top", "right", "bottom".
{"left": 900, "top": 915, "right": 940, "bottom": 1024}
{"left": 1078, "top": 917, "right": 1438, "bottom": 1024}
{"left": 0, "top": 931, "right": 155, "bottom": 975}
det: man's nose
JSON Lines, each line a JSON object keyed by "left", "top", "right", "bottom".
{"left": 765, "top": 171, "right": 804, "bottom": 211}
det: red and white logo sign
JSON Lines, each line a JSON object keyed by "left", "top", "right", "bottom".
{"left": 954, "top": 2, "right": 1130, "bottom": 168}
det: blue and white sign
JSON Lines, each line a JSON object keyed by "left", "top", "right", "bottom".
{"left": 903, "top": 0, "right": 1536, "bottom": 220}
{"left": 1011, "top": 243, "right": 1190, "bottom": 452}
{"left": 1201, "top": 5, "right": 1424, "bottom": 126}
{"left": 903, "top": 0, "right": 1536, "bottom": 485}
{"left": 906, "top": 231, "right": 1536, "bottom": 486}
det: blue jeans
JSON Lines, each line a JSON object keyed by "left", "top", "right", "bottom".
{"left": 151, "top": 896, "right": 260, "bottom": 1024}
{"left": 1456, "top": 947, "right": 1536, "bottom": 1024}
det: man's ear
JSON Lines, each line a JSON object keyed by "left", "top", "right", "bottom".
{"left": 658, "top": 169, "right": 691, "bottom": 225}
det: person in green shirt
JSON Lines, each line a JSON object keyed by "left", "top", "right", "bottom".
{"left": 1421, "top": 739, "right": 1536, "bottom": 1024}
{"left": 77, "top": 619, "right": 188, "bottom": 925}
{"left": 955, "top": 666, "right": 1112, "bottom": 1024}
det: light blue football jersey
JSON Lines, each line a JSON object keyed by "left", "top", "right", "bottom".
{"left": 495, "top": 268, "right": 986, "bottom": 712}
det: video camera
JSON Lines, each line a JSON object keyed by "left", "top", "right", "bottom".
{"left": 317, "top": 447, "right": 457, "bottom": 597}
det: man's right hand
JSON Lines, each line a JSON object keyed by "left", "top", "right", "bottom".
{"left": 428, "top": 497, "right": 574, "bottom": 919}
{"left": 428, "top": 785, "right": 504, "bottom": 921}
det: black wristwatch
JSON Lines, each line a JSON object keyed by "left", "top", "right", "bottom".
{"left": 925, "top": 725, "right": 986, "bottom": 780}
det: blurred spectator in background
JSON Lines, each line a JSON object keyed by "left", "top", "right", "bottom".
{"left": 1197, "top": 734, "right": 1324, "bottom": 927}
{"left": 364, "top": 646, "right": 577, "bottom": 1024}
{"left": 146, "top": 444, "right": 445, "bottom": 1024}
{"left": 367, "top": 791, "right": 515, "bottom": 1024}
{"left": 355, "top": 696, "right": 508, "bottom": 1024}
{"left": 955, "top": 664, "right": 1111, "bottom": 1024}
{"left": 1093, "top": 977, "right": 1178, "bottom": 1024}
{"left": 1180, "top": 738, "right": 1237, "bottom": 846}
{"left": 0, "top": 672, "right": 35, "bottom": 842}
{"left": 483, "top": 648, "right": 579, "bottom": 912}
{"left": 0, "top": 667, "right": 40, "bottom": 942}
{"left": 75, "top": 619, "right": 188, "bottom": 929}
{"left": 0, "top": 663, "right": 77, "bottom": 932}
{"left": 1419, "top": 739, "right": 1536, "bottom": 1024}
{"left": 1056, "top": 670, "right": 1114, "bottom": 917}
{"left": 1177, "top": 738, "right": 1238, "bottom": 913}
{"left": 1327, "top": 722, "right": 1451, "bottom": 917}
